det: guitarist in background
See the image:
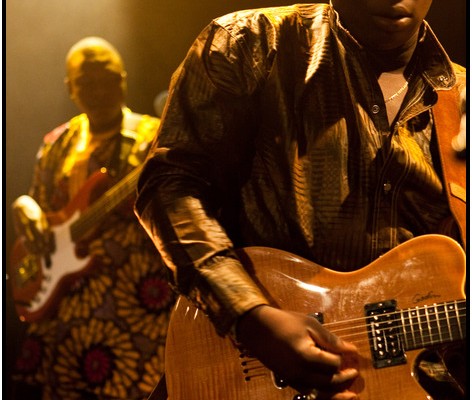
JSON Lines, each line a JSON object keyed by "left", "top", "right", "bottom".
{"left": 135, "top": 1, "right": 466, "bottom": 399}
{"left": 11, "top": 37, "right": 175, "bottom": 399}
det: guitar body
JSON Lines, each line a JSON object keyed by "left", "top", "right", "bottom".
{"left": 9, "top": 169, "right": 111, "bottom": 322}
{"left": 165, "top": 235, "right": 466, "bottom": 400}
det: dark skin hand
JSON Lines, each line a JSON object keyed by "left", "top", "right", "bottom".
{"left": 236, "top": 305, "right": 360, "bottom": 399}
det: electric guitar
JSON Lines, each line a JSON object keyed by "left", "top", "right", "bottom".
{"left": 9, "top": 165, "right": 143, "bottom": 322}
{"left": 164, "top": 235, "right": 466, "bottom": 400}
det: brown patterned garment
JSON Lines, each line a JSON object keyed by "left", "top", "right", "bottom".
{"left": 13, "top": 109, "right": 176, "bottom": 399}
{"left": 135, "top": 4, "right": 466, "bottom": 336}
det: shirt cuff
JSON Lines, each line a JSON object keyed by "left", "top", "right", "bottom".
{"left": 192, "top": 254, "right": 270, "bottom": 336}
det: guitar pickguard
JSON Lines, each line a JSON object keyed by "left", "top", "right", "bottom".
{"left": 10, "top": 211, "right": 92, "bottom": 321}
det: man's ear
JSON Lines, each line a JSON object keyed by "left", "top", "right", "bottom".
{"left": 120, "top": 71, "right": 128, "bottom": 96}
{"left": 64, "top": 77, "right": 74, "bottom": 99}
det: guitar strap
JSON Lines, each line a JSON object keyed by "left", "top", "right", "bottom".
{"left": 432, "top": 86, "right": 467, "bottom": 249}
{"left": 116, "top": 110, "right": 158, "bottom": 176}
{"left": 112, "top": 111, "right": 140, "bottom": 176}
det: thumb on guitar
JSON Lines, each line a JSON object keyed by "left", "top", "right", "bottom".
{"left": 235, "top": 305, "right": 359, "bottom": 397}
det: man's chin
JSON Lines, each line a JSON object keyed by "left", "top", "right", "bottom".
{"left": 365, "top": 31, "right": 416, "bottom": 52}
{"left": 88, "top": 109, "right": 123, "bottom": 132}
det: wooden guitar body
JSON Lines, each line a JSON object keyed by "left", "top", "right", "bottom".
{"left": 165, "top": 235, "right": 466, "bottom": 400}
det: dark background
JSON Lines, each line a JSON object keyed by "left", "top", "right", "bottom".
{"left": 4, "top": 1, "right": 468, "bottom": 398}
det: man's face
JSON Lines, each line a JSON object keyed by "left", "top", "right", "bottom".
{"left": 331, "top": 0, "right": 433, "bottom": 50}
{"left": 67, "top": 51, "right": 126, "bottom": 130}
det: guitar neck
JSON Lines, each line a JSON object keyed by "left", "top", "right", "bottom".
{"left": 399, "top": 299, "right": 466, "bottom": 350}
{"left": 69, "top": 165, "right": 143, "bottom": 241}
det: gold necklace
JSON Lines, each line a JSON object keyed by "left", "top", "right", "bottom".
{"left": 384, "top": 73, "right": 413, "bottom": 104}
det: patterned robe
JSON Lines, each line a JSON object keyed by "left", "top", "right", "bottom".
{"left": 12, "top": 108, "right": 175, "bottom": 400}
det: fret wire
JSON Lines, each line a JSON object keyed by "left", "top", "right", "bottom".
{"left": 297, "top": 301, "right": 465, "bottom": 349}
{"left": 454, "top": 300, "right": 464, "bottom": 339}
{"left": 400, "top": 311, "right": 408, "bottom": 348}
{"left": 434, "top": 304, "right": 443, "bottom": 343}
{"left": 446, "top": 304, "right": 453, "bottom": 341}
{"left": 430, "top": 305, "right": 440, "bottom": 343}
{"left": 446, "top": 305, "right": 454, "bottom": 340}
{"left": 416, "top": 306, "right": 425, "bottom": 346}
{"left": 425, "top": 306, "right": 433, "bottom": 345}
{"left": 416, "top": 306, "right": 432, "bottom": 345}
{"left": 397, "top": 301, "right": 465, "bottom": 350}
{"left": 407, "top": 309, "right": 417, "bottom": 348}
{"left": 284, "top": 302, "right": 466, "bottom": 334}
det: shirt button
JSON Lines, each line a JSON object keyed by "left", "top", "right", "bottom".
{"left": 383, "top": 181, "right": 392, "bottom": 194}
{"left": 372, "top": 105, "right": 380, "bottom": 114}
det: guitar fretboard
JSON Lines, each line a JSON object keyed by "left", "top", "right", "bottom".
{"left": 399, "top": 299, "right": 466, "bottom": 350}
{"left": 70, "top": 165, "right": 143, "bottom": 241}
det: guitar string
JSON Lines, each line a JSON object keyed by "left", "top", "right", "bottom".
{"left": 336, "top": 321, "right": 465, "bottom": 347}
{"left": 324, "top": 307, "right": 467, "bottom": 338}
{"left": 322, "top": 302, "right": 466, "bottom": 342}
{"left": 242, "top": 300, "right": 467, "bottom": 367}
{"left": 74, "top": 182, "right": 134, "bottom": 232}
{"left": 74, "top": 176, "right": 138, "bottom": 224}
{"left": 329, "top": 316, "right": 465, "bottom": 350}
{"left": 70, "top": 166, "right": 143, "bottom": 239}
{"left": 328, "top": 321, "right": 466, "bottom": 348}
{"left": 330, "top": 323, "right": 465, "bottom": 348}
{"left": 321, "top": 300, "right": 466, "bottom": 328}
{"left": 324, "top": 304, "right": 466, "bottom": 337}
{"left": 242, "top": 309, "right": 465, "bottom": 372}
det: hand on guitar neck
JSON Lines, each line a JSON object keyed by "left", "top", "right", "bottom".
{"left": 236, "top": 305, "right": 360, "bottom": 399}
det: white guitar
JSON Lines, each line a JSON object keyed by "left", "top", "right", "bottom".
{"left": 9, "top": 165, "right": 142, "bottom": 322}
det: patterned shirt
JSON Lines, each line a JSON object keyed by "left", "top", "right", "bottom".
{"left": 135, "top": 4, "right": 466, "bottom": 336}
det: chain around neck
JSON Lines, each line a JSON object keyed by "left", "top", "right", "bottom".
{"left": 384, "top": 72, "right": 414, "bottom": 104}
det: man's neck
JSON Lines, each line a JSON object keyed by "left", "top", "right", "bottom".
{"left": 366, "top": 32, "right": 419, "bottom": 74}
{"left": 88, "top": 110, "right": 124, "bottom": 135}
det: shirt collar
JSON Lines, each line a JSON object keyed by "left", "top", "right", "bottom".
{"left": 416, "top": 21, "right": 456, "bottom": 91}
{"left": 328, "top": 7, "right": 456, "bottom": 91}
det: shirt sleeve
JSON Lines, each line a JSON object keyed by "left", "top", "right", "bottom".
{"left": 135, "top": 20, "right": 272, "bottom": 336}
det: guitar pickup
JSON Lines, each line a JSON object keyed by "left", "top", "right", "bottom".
{"left": 364, "top": 300, "right": 406, "bottom": 369}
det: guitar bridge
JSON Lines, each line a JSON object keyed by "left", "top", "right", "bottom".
{"left": 365, "top": 300, "right": 406, "bottom": 369}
